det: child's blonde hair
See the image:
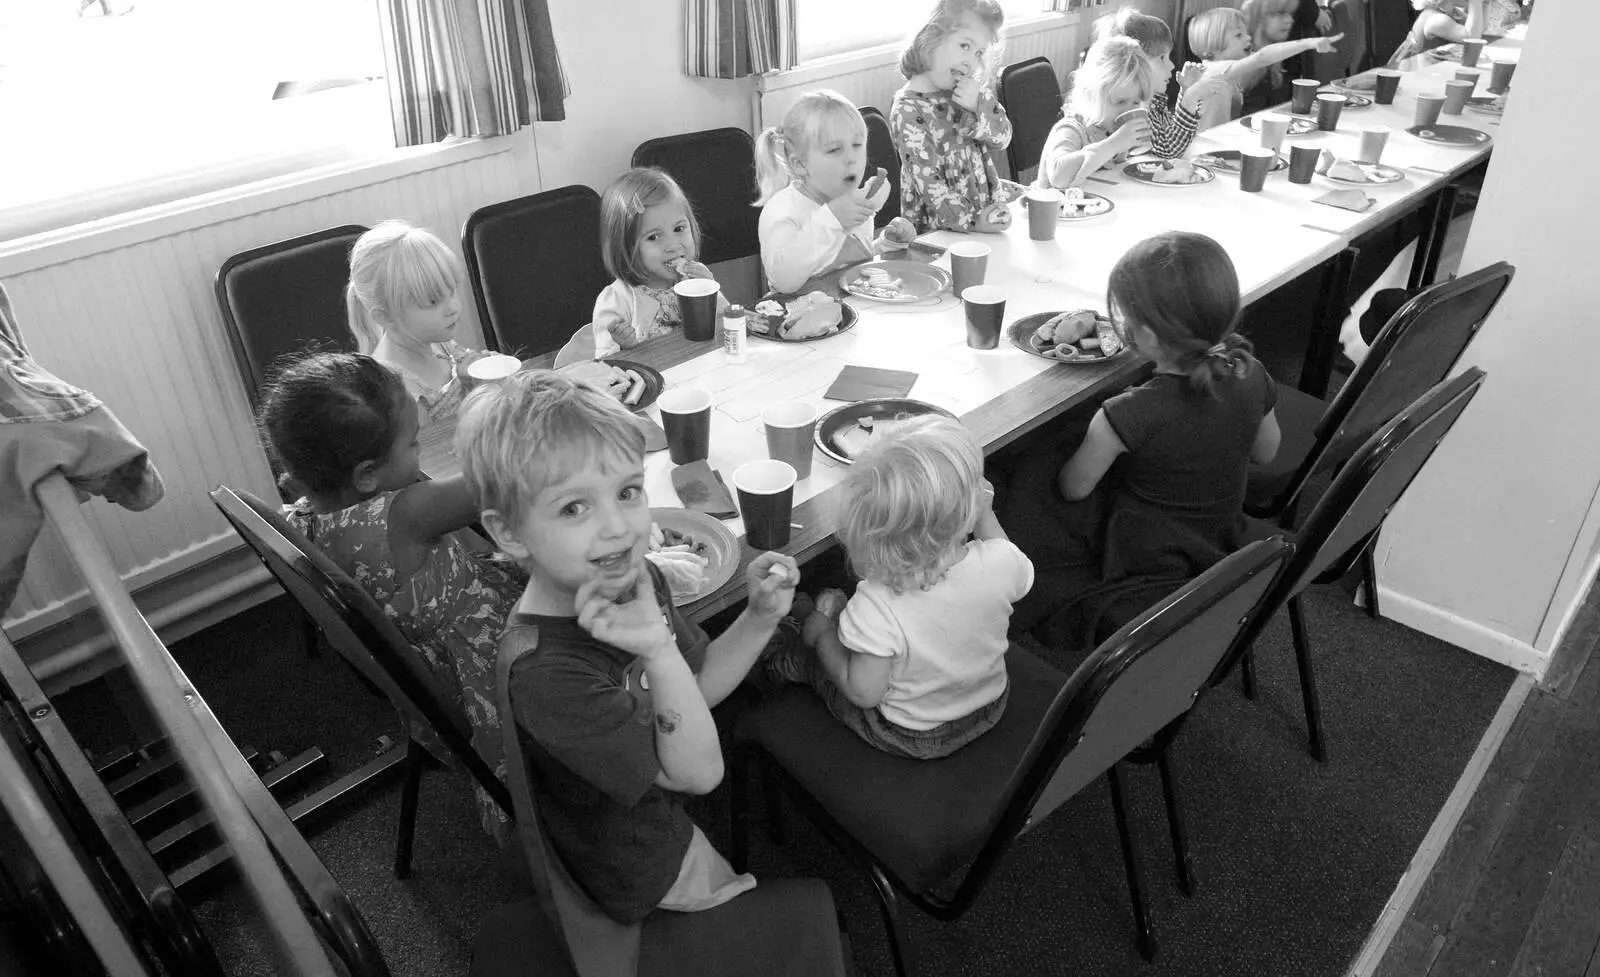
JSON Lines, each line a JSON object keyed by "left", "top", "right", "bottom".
{"left": 1094, "top": 7, "right": 1175, "bottom": 57}
{"left": 598, "top": 168, "right": 702, "bottom": 287}
{"left": 753, "top": 90, "right": 868, "bottom": 205}
{"left": 456, "top": 369, "right": 646, "bottom": 532}
{"left": 833, "top": 415, "right": 984, "bottom": 595}
{"left": 1188, "top": 7, "right": 1249, "bottom": 60}
{"left": 345, "top": 220, "right": 466, "bottom": 354}
{"left": 1244, "top": 0, "right": 1299, "bottom": 37}
{"left": 899, "top": 0, "right": 1006, "bottom": 80}
{"left": 1068, "top": 37, "right": 1160, "bottom": 123}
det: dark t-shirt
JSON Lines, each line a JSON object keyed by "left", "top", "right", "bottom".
{"left": 502, "top": 565, "right": 711, "bottom": 923}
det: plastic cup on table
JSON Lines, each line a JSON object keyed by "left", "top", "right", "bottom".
{"left": 657, "top": 387, "right": 713, "bottom": 465}
{"left": 1257, "top": 112, "right": 1292, "bottom": 152}
{"left": 961, "top": 285, "right": 1007, "bottom": 350}
{"left": 673, "top": 279, "right": 721, "bottom": 341}
{"left": 1291, "top": 79, "right": 1320, "bottom": 114}
{"left": 761, "top": 401, "right": 817, "bottom": 480}
{"left": 1488, "top": 59, "right": 1516, "bottom": 94}
{"left": 1288, "top": 144, "right": 1321, "bottom": 184}
{"left": 1238, "top": 148, "right": 1275, "bottom": 192}
{"left": 1442, "top": 80, "right": 1474, "bottom": 115}
{"left": 947, "top": 241, "right": 990, "bottom": 297}
{"left": 1459, "top": 38, "right": 1486, "bottom": 68}
{"left": 733, "top": 459, "right": 796, "bottom": 550}
{"left": 1357, "top": 126, "right": 1391, "bottom": 165}
{"left": 1315, "top": 93, "right": 1347, "bottom": 132}
{"left": 1022, "top": 188, "right": 1063, "bottom": 241}
{"left": 1373, "top": 70, "right": 1402, "bottom": 105}
{"left": 1414, "top": 94, "right": 1446, "bottom": 127}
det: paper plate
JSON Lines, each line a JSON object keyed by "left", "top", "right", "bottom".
{"left": 838, "top": 260, "right": 953, "bottom": 303}
{"left": 1006, "top": 311, "right": 1129, "bottom": 365}
{"left": 1240, "top": 114, "right": 1319, "bottom": 136}
{"left": 1465, "top": 95, "right": 1506, "bottom": 117}
{"left": 1426, "top": 44, "right": 1463, "bottom": 62}
{"left": 648, "top": 507, "right": 738, "bottom": 607}
{"left": 1121, "top": 160, "right": 1215, "bottom": 187}
{"left": 1330, "top": 74, "right": 1379, "bottom": 92}
{"left": 1195, "top": 150, "right": 1288, "bottom": 174}
{"left": 1406, "top": 124, "right": 1492, "bottom": 146}
{"left": 813, "top": 399, "right": 957, "bottom": 465}
{"left": 558, "top": 358, "right": 664, "bottom": 412}
{"left": 1322, "top": 163, "right": 1406, "bottom": 186}
{"left": 1320, "top": 88, "right": 1373, "bottom": 108}
{"left": 1058, "top": 191, "right": 1115, "bottom": 221}
{"left": 748, "top": 300, "right": 859, "bottom": 343}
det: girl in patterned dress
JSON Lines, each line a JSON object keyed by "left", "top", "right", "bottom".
{"left": 889, "top": 0, "right": 1025, "bottom": 233}
{"left": 346, "top": 221, "right": 487, "bottom": 424}
{"left": 591, "top": 167, "right": 723, "bottom": 358}
{"left": 260, "top": 351, "right": 525, "bottom": 838}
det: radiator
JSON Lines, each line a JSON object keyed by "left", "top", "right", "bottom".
{"left": 0, "top": 145, "right": 525, "bottom": 637}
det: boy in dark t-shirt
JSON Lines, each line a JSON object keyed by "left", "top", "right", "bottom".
{"left": 456, "top": 369, "right": 800, "bottom": 922}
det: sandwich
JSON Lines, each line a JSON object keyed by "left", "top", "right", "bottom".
{"left": 862, "top": 166, "right": 888, "bottom": 198}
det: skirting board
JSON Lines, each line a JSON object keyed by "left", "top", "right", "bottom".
{"left": 1376, "top": 584, "right": 1550, "bottom": 678}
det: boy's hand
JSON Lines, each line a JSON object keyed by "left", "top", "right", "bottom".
{"left": 828, "top": 192, "right": 878, "bottom": 230}
{"left": 1308, "top": 32, "right": 1344, "bottom": 54}
{"left": 575, "top": 573, "right": 675, "bottom": 660}
{"left": 1316, "top": 8, "right": 1334, "bottom": 33}
{"left": 952, "top": 75, "right": 984, "bottom": 112}
{"left": 746, "top": 552, "right": 798, "bottom": 621}
{"left": 1180, "top": 76, "right": 1232, "bottom": 112}
{"left": 1106, "top": 116, "right": 1153, "bottom": 156}
{"left": 1178, "top": 61, "right": 1207, "bottom": 90}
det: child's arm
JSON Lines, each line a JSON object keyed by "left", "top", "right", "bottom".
{"left": 694, "top": 553, "right": 798, "bottom": 707}
{"left": 1423, "top": 0, "right": 1486, "bottom": 43}
{"left": 591, "top": 283, "right": 635, "bottom": 357}
{"left": 1146, "top": 94, "right": 1201, "bottom": 160}
{"left": 808, "top": 605, "right": 894, "bottom": 709}
{"left": 1214, "top": 35, "right": 1343, "bottom": 81}
{"left": 953, "top": 83, "right": 1014, "bottom": 150}
{"left": 1040, "top": 117, "right": 1147, "bottom": 190}
{"left": 760, "top": 202, "right": 866, "bottom": 294}
{"left": 389, "top": 474, "right": 485, "bottom": 547}
{"left": 973, "top": 478, "right": 1009, "bottom": 541}
{"left": 1057, "top": 408, "right": 1128, "bottom": 501}
{"left": 1252, "top": 408, "right": 1282, "bottom": 465}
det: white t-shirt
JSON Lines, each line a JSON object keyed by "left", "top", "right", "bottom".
{"left": 758, "top": 185, "right": 875, "bottom": 294}
{"left": 837, "top": 538, "right": 1035, "bottom": 731}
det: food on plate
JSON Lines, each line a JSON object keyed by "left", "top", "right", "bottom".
{"left": 645, "top": 522, "right": 712, "bottom": 600}
{"left": 1336, "top": 74, "right": 1378, "bottom": 91}
{"left": 748, "top": 291, "right": 845, "bottom": 339}
{"left": 829, "top": 414, "right": 917, "bottom": 461}
{"left": 846, "top": 266, "right": 906, "bottom": 300}
{"left": 1034, "top": 309, "right": 1097, "bottom": 346}
{"left": 1142, "top": 159, "right": 1200, "bottom": 184}
{"left": 560, "top": 360, "right": 650, "bottom": 406}
{"left": 1060, "top": 187, "right": 1111, "bottom": 217}
{"left": 1029, "top": 311, "right": 1124, "bottom": 361}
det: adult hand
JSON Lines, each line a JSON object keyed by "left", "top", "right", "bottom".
{"left": 745, "top": 551, "right": 798, "bottom": 621}
{"left": 828, "top": 192, "right": 878, "bottom": 230}
{"left": 575, "top": 572, "right": 675, "bottom": 660}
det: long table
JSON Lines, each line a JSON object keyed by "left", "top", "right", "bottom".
{"left": 420, "top": 42, "right": 1504, "bottom": 624}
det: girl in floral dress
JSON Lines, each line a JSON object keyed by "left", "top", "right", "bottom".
{"left": 890, "top": 0, "right": 1025, "bottom": 233}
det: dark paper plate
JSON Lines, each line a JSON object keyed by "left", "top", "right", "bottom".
{"left": 748, "top": 300, "right": 859, "bottom": 343}
{"left": 1406, "top": 124, "right": 1491, "bottom": 146}
{"left": 1195, "top": 150, "right": 1288, "bottom": 174}
{"left": 1006, "top": 311, "right": 1128, "bottom": 364}
{"left": 648, "top": 507, "right": 738, "bottom": 606}
{"left": 558, "top": 358, "right": 664, "bottom": 413}
{"left": 813, "top": 399, "right": 956, "bottom": 465}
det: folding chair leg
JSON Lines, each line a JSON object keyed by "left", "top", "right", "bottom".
{"left": 393, "top": 737, "right": 427, "bottom": 879}
{"left": 1155, "top": 749, "right": 1196, "bottom": 897}
{"left": 1361, "top": 543, "right": 1381, "bottom": 620}
{"left": 867, "top": 863, "right": 917, "bottom": 977}
{"left": 763, "top": 766, "right": 787, "bottom": 847}
{"left": 731, "top": 751, "right": 752, "bottom": 874}
{"left": 300, "top": 615, "right": 321, "bottom": 658}
{"left": 1287, "top": 595, "right": 1328, "bottom": 762}
{"left": 1108, "top": 765, "right": 1156, "bottom": 961}
{"left": 1240, "top": 644, "right": 1258, "bottom": 700}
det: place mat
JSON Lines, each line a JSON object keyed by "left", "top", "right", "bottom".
{"left": 1195, "top": 150, "right": 1288, "bottom": 174}
{"left": 823, "top": 365, "right": 918, "bottom": 402}
{"left": 1240, "top": 114, "right": 1318, "bottom": 136}
{"left": 1313, "top": 189, "right": 1376, "bottom": 213}
{"left": 669, "top": 460, "right": 738, "bottom": 518}
{"left": 1406, "top": 124, "right": 1492, "bottom": 146}
{"left": 637, "top": 416, "right": 668, "bottom": 454}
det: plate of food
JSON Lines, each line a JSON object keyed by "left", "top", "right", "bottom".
{"left": 1426, "top": 43, "right": 1463, "bottom": 62}
{"left": 1330, "top": 74, "right": 1379, "bottom": 92}
{"left": 558, "top": 359, "right": 664, "bottom": 412}
{"left": 646, "top": 508, "right": 738, "bottom": 606}
{"left": 1240, "top": 114, "right": 1319, "bottom": 136}
{"left": 1007, "top": 310, "right": 1127, "bottom": 364}
{"left": 1466, "top": 94, "right": 1507, "bottom": 117}
{"left": 1406, "top": 123, "right": 1492, "bottom": 146}
{"left": 839, "top": 260, "right": 952, "bottom": 303}
{"left": 749, "top": 291, "right": 858, "bottom": 342}
{"left": 1122, "top": 159, "right": 1215, "bottom": 187}
{"left": 1195, "top": 149, "right": 1288, "bottom": 174}
{"left": 813, "top": 399, "right": 957, "bottom": 465}
{"left": 1059, "top": 187, "right": 1114, "bottom": 221}
{"left": 1319, "top": 87, "right": 1373, "bottom": 108}
{"left": 1320, "top": 157, "right": 1406, "bottom": 186}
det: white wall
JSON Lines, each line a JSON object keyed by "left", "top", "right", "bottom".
{"left": 1376, "top": 9, "right": 1596, "bottom": 674}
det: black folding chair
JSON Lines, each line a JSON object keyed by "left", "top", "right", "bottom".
{"left": 1238, "top": 368, "right": 1488, "bottom": 761}
{"left": 860, "top": 106, "right": 902, "bottom": 229}
{"left": 733, "top": 537, "right": 1293, "bottom": 976}
{"left": 632, "top": 128, "right": 760, "bottom": 267}
{"left": 997, "top": 56, "right": 1061, "bottom": 184}
{"left": 1370, "top": 0, "right": 1420, "bottom": 66}
{"left": 462, "top": 186, "right": 611, "bottom": 358}
{"left": 214, "top": 224, "right": 367, "bottom": 411}
{"left": 211, "top": 486, "right": 512, "bottom": 878}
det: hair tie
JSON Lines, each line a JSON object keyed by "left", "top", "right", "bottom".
{"left": 1206, "top": 341, "right": 1230, "bottom": 359}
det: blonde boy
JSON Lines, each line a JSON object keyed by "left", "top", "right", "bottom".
{"left": 1188, "top": 6, "right": 1342, "bottom": 129}
{"left": 456, "top": 370, "right": 799, "bottom": 922}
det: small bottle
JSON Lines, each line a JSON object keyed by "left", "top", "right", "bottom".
{"left": 721, "top": 304, "right": 749, "bottom": 365}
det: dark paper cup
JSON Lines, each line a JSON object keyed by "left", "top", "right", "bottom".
{"left": 1357, "top": 126, "right": 1391, "bottom": 165}
{"left": 1454, "top": 69, "right": 1481, "bottom": 86}
{"left": 761, "top": 401, "right": 817, "bottom": 481}
{"left": 657, "top": 387, "right": 712, "bottom": 465}
{"left": 1459, "top": 38, "right": 1485, "bottom": 68}
{"left": 673, "top": 279, "right": 720, "bottom": 341}
{"left": 948, "top": 241, "right": 990, "bottom": 297}
{"left": 1288, "top": 144, "right": 1320, "bottom": 184}
{"left": 961, "top": 285, "right": 1006, "bottom": 350}
{"left": 1291, "top": 79, "right": 1320, "bottom": 114}
{"left": 1315, "top": 93, "right": 1347, "bottom": 131}
{"left": 1023, "top": 189, "right": 1062, "bottom": 241}
{"left": 733, "top": 459, "right": 796, "bottom": 550}
{"left": 1414, "top": 94, "right": 1445, "bottom": 127}
{"left": 1442, "top": 80, "right": 1473, "bottom": 115}
{"left": 1238, "top": 148, "right": 1274, "bottom": 192}
{"left": 1488, "top": 59, "right": 1515, "bottom": 94}
{"left": 1373, "top": 70, "right": 1402, "bottom": 105}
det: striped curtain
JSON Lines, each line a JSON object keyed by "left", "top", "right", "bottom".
{"left": 1045, "top": 0, "right": 1084, "bottom": 10}
{"left": 378, "top": 0, "right": 569, "bottom": 148}
{"left": 686, "top": 0, "right": 798, "bottom": 78}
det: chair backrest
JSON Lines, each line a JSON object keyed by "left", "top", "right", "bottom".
{"left": 209, "top": 486, "right": 512, "bottom": 816}
{"left": 859, "top": 107, "right": 902, "bottom": 228}
{"left": 1275, "top": 262, "right": 1513, "bottom": 513}
{"left": 1369, "top": 0, "right": 1419, "bottom": 67}
{"left": 997, "top": 57, "right": 1062, "bottom": 183}
{"left": 462, "top": 186, "right": 610, "bottom": 358}
{"left": 632, "top": 128, "right": 760, "bottom": 266}
{"left": 214, "top": 225, "right": 367, "bottom": 411}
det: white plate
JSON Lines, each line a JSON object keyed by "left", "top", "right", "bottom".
{"left": 648, "top": 508, "right": 738, "bottom": 606}
{"left": 1322, "top": 163, "right": 1405, "bottom": 186}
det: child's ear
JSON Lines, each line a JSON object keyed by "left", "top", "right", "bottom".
{"left": 480, "top": 509, "right": 530, "bottom": 561}
{"left": 351, "top": 460, "right": 382, "bottom": 494}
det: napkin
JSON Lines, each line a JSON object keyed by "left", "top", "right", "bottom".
{"left": 823, "top": 365, "right": 919, "bottom": 403}
{"left": 1315, "top": 150, "right": 1369, "bottom": 183}
{"left": 636, "top": 415, "right": 668, "bottom": 453}
{"left": 1314, "top": 189, "right": 1376, "bottom": 212}
{"left": 670, "top": 460, "right": 738, "bottom": 518}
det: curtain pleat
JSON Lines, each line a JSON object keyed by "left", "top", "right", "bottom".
{"left": 686, "top": 0, "right": 797, "bottom": 79}
{"left": 379, "top": 0, "right": 568, "bottom": 149}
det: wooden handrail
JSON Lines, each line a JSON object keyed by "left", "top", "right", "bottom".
{"left": 34, "top": 473, "right": 338, "bottom": 977}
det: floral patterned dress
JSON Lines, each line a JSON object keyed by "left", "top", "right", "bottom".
{"left": 386, "top": 340, "right": 484, "bottom": 424}
{"left": 889, "top": 85, "right": 1026, "bottom": 232}
{"left": 288, "top": 491, "right": 525, "bottom": 838}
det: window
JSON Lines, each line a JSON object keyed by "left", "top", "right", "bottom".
{"left": 0, "top": 0, "right": 392, "bottom": 241}
{"left": 796, "top": 0, "right": 1052, "bottom": 63}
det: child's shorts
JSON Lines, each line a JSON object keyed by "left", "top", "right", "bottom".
{"left": 657, "top": 824, "right": 757, "bottom": 913}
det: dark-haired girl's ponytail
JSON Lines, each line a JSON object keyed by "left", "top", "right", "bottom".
{"left": 1183, "top": 332, "right": 1256, "bottom": 398}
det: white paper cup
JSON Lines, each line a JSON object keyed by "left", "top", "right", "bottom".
{"left": 466, "top": 353, "right": 521, "bottom": 383}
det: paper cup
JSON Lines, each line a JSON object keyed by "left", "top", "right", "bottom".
{"left": 1238, "top": 148, "right": 1275, "bottom": 192}
{"left": 1454, "top": 69, "right": 1481, "bottom": 86}
{"left": 1442, "top": 80, "right": 1474, "bottom": 115}
{"left": 761, "top": 400, "right": 817, "bottom": 481}
{"left": 657, "top": 387, "right": 712, "bottom": 465}
{"left": 1023, "top": 188, "right": 1063, "bottom": 241}
{"left": 1373, "top": 70, "right": 1402, "bottom": 105}
{"left": 1357, "top": 126, "right": 1391, "bottom": 165}
{"left": 673, "top": 278, "right": 721, "bottom": 341}
{"left": 1315, "top": 93, "right": 1347, "bottom": 132}
{"left": 961, "top": 285, "right": 1007, "bottom": 350}
{"left": 1459, "top": 38, "right": 1486, "bottom": 68}
{"left": 1257, "top": 112, "right": 1292, "bottom": 152}
{"left": 733, "top": 459, "right": 796, "bottom": 550}
{"left": 948, "top": 241, "right": 990, "bottom": 298}
{"left": 1414, "top": 94, "right": 1446, "bottom": 127}
{"left": 1291, "top": 79, "right": 1320, "bottom": 114}
{"left": 1288, "top": 144, "right": 1321, "bottom": 184}
{"left": 1487, "top": 59, "right": 1515, "bottom": 94}
{"left": 465, "top": 353, "right": 521, "bottom": 384}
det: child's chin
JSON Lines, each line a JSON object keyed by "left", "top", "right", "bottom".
{"left": 594, "top": 563, "right": 645, "bottom": 602}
